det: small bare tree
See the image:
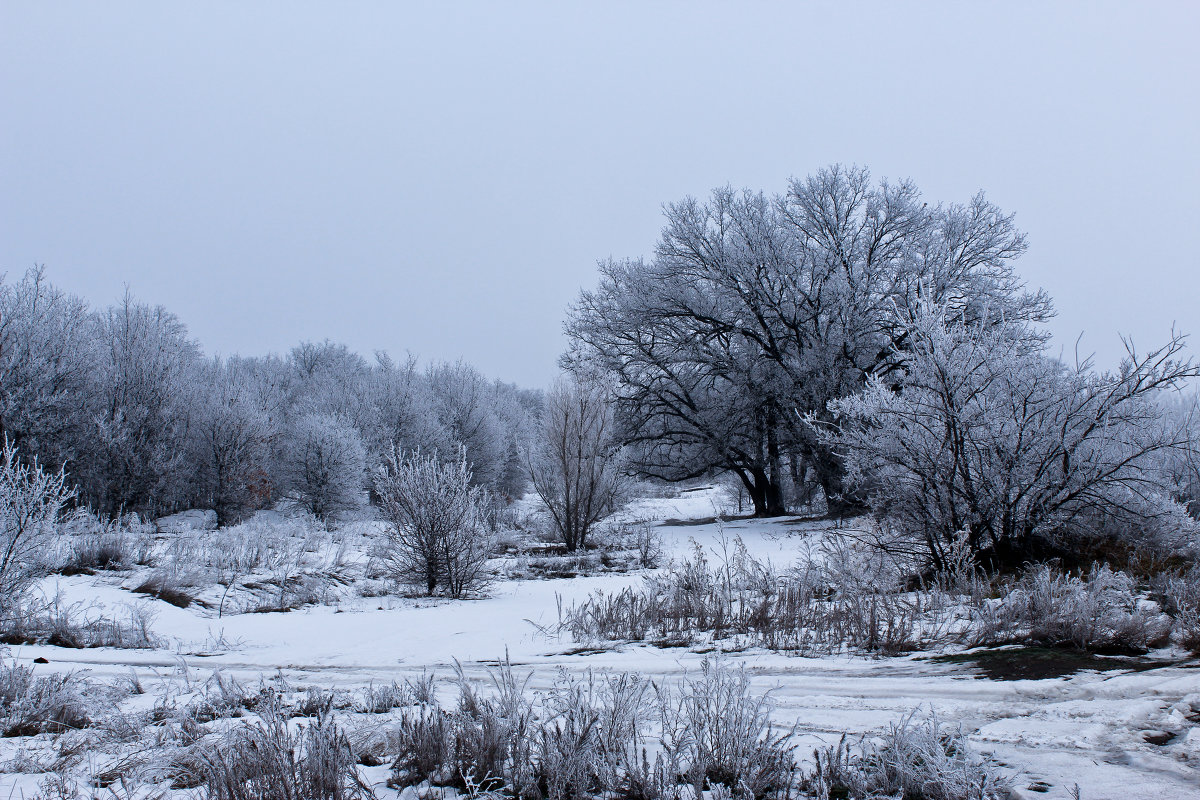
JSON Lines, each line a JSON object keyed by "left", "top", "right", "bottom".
{"left": 375, "top": 449, "right": 494, "bottom": 597}
{"left": 528, "top": 378, "right": 625, "bottom": 551}
{"left": 0, "top": 439, "right": 76, "bottom": 613}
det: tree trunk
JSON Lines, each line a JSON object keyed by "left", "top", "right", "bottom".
{"left": 762, "top": 479, "right": 786, "bottom": 516}
{"left": 806, "top": 444, "right": 867, "bottom": 520}
{"left": 742, "top": 467, "right": 787, "bottom": 517}
{"left": 765, "top": 408, "right": 787, "bottom": 516}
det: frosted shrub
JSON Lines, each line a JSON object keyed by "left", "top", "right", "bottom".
{"left": 375, "top": 449, "right": 495, "bottom": 597}
{"left": 662, "top": 661, "right": 796, "bottom": 800}
{"left": 1162, "top": 565, "right": 1200, "bottom": 652}
{"left": 806, "top": 710, "right": 1008, "bottom": 800}
{"left": 0, "top": 440, "right": 75, "bottom": 615}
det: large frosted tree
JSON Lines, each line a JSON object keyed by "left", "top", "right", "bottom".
{"left": 187, "top": 357, "right": 276, "bottom": 525}
{"left": 567, "top": 165, "right": 1050, "bottom": 516}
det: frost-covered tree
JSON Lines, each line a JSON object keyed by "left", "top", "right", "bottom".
{"left": 428, "top": 361, "right": 505, "bottom": 489}
{"left": 83, "top": 291, "right": 200, "bottom": 516}
{"left": 492, "top": 381, "right": 541, "bottom": 500}
{"left": 279, "top": 413, "right": 366, "bottom": 523}
{"left": 375, "top": 449, "right": 494, "bottom": 596}
{"left": 188, "top": 357, "right": 276, "bottom": 525}
{"left": 528, "top": 377, "right": 625, "bottom": 551}
{"left": 288, "top": 340, "right": 375, "bottom": 434}
{"left": 0, "top": 267, "right": 95, "bottom": 475}
{"left": 361, "top": 352, "right": 452, "bottom": 474}
{"left": 0, "top": 440, "right": 75, "bottom": 613}
{"left": 828, "top": 305, "right": 1198, "bottom": 570}
{"left": 1160, "top": 392, "right": 1200, "bottom": 519}
{"left": 567, "top": 165, "right": 1049, "bottom": 517}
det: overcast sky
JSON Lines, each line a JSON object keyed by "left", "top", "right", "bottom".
{"left": 2, "top": 2, "right": 1197, "bottom": 387}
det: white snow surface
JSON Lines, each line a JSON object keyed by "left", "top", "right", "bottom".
{"left": 3, "top": 486, "right": 1198, "bottom": 799}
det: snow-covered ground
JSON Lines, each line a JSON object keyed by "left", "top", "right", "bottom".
{"left": 3, "top": 487, "right": 1199, "bottom": 799}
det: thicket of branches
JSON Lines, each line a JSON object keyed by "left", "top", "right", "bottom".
{"left": 0, "top": 267, "right": 541, "bottom": 526}
{"left": 828, "top": 305, "right": 1198, "bottom": 570}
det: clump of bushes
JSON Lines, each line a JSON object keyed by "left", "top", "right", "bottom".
{"left": 972, "top": 564, "right": 1171, "bottom": 654}
{"left": 1159, "top": 565, "right": 1200, "bottom": 653}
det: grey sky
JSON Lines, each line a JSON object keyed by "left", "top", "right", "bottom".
{"left": 2, "top": 2, "right": 1197, "bottom": 387}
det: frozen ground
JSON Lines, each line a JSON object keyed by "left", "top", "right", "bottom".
{"left": 4, "top": 487, "right": 1199, "bottom": 799}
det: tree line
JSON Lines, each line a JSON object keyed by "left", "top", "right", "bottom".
{"left": 0, "top": 266, "right": 541, "bottom": 526}
{"left": 4, "top": 164, "right": 1197, "bottom": 577}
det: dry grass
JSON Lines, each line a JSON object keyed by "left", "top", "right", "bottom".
{"left": 0, "top": 659, "right": 94, "bottom": 738}
{"left": 0, "top": 595, "right": 163, "bottom": 650}
{"left": 389, "top": 658, "right": 798, "bottom": 800}
{"left": 556, "top": 536, "right": 952, "bottom": 655}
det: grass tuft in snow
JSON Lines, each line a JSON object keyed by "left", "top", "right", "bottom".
{"left": 388, "top": 657, "right": 797, "bottom": 800}
{"left": 189, "top": 692, "right": 370, "bottom": 800}
{"left": 0, "top": 659, "right": 94, "bottom": 737}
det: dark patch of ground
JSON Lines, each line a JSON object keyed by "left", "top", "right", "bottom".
{"left": 131, "top": 579, "right": 193, "bottom": 608}
{"left": 926, "top": 646, "right": 1179, "bottom": 681}
{"left": 661, "top": 515, "right": 754, "bottom": 527}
